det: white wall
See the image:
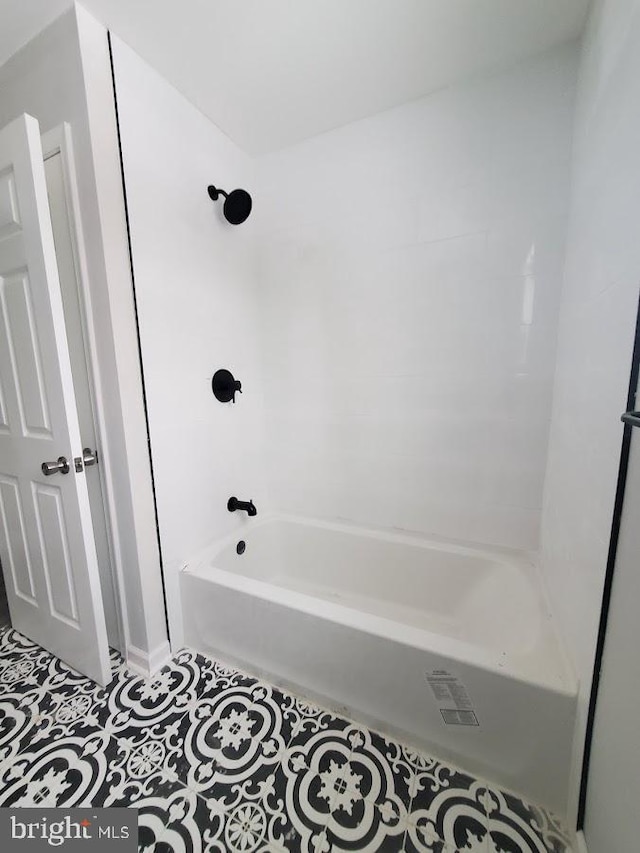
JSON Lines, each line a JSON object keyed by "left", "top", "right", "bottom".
{"left": 539, "top": 0, "right": 640, "bottom": 824}
{"left": 0, "top": 7, "right": 168, "bottom": 665}
{"left": 110, "top": 36, "right": 270, "bottom": 648}
{"left": 254, "top": 46, "right": 577, "bottom": 551}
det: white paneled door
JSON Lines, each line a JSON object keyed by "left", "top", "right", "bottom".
{"left": 0, "top": 114, "right": 110, "bottom": 686}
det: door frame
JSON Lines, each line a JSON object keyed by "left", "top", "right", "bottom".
{"left": 577, "top": 287, "right": 640, "bottom": 831}
{"left": 40, "top": 123, "right": 129, "bottom": 658}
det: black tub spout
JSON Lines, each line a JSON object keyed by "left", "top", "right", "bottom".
{"left": 227, "top": 496, "right": 257, "bottom": 516}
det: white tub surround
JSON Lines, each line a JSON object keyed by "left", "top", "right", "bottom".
{"left": 254, "top": 45, "right": 577, "bottom": 553}
{"left": 181, "top": 515, "right": 577, "bottom": 817}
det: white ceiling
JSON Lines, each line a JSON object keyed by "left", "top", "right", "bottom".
{"left": 1, "top": 0, "right": 590, "bottom": 153}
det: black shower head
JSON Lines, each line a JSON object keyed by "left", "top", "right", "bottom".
{"left": 207, "top": 185, "right": 252, "bottom": 225}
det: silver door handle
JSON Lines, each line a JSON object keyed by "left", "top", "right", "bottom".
{"left": 41, "top": 456, "right": 70, "bottom": 476}
{"left": 82, "top": 447, "right": 98, "bottom": 467}
{"left": 621, "top": 411, "right": 640, "bottom": 427}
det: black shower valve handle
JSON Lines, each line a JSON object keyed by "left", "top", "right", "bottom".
{"left": 212, "top": 369, "right": 243, "bottom": 403}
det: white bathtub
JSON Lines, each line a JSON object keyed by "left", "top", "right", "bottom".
{"left": 181, "top": 514, "right": 577, "bottom": 816}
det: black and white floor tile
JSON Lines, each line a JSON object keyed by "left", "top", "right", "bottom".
{"left": 0, "top": 626, "right": 575, "bottom": 852}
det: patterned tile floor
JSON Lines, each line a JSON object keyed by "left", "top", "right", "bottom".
{"left": 0, "top": 626, "right": 575, "bottom": 852}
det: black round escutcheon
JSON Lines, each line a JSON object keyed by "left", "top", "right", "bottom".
{"left": 236, "top": 540, "right": 246, "bottom": 555}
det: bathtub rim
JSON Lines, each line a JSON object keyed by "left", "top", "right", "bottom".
{"left": 187, "top": 511, "right": 539, "bottom": 571}
{"left": 182, "top": 512, "right": 577, "bottom": 695}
